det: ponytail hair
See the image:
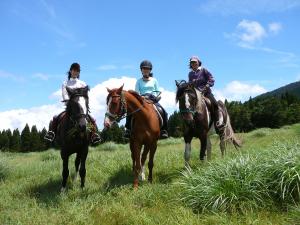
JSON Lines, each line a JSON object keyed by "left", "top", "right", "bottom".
{"left": 67, "top": 62, "right": 81, "bottom": 80}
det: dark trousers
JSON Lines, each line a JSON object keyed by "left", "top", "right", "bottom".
{"left": 205, "top": 92, "right": 219, "bottom": 123}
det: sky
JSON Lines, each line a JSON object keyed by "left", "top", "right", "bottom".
{"left": 0, "top": 0, "right": 300, "bottom": 131}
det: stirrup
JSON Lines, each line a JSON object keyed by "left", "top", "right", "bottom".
{"left": 160, "top": 130, "right": 168, "bottom": 139}
{"left": 44, "top": 131, "right": 55, "bottom": 142}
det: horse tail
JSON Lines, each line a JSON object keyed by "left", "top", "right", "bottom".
{"left": 218, "top": 101, "right": 242, "bottom": 149}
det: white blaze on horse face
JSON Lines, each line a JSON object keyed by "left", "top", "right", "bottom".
{"left": 104, "top": 96, "right": 113, "bottom": 127}
{"left": 185, "top": 93, "right": 190, "bottom": 109}
{"left": 184, "top": 143, "right": 191, "bottom": 164}
{"left": 78, "top": 96, "right": 88, "bottom": 115}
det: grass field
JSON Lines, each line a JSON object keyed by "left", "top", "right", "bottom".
{"left": 0, "top": 125, "right": 300, "bottom": 225}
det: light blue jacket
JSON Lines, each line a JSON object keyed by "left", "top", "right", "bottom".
{"left": 135, "top": 77, "right": 160, "bottom": 97}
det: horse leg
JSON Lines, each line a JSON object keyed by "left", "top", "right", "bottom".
{"left": 74, "top": 154, "right": 81, "bottom": 182}
{"left": 79, "top": 149, "right": 88, "bottom": 188}
{"left": 148, "top": 143, "right": 157, "bottom": 183}
{"left": 61, "top": 155, "right": 69, "bottom": 191}
{"left": 130, "top": 141, "right": 142, "bottom": 188}
{"left": 207, "top": 137, "right": 212, "bottom": 160}
{"left": 199, "top": 133, "right": 208, "bottom": 161}
{"left": 220, "top": 138, "right": 226, "bottom": 157}
{"left": 140, "top": 146, "right": 150, "bottom": 181}
{"left": 184, "top": 142, "right": 192, "bottom": 167}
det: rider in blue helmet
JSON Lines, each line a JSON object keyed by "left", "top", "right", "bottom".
{"left": 124, "top": 60, "right": 168, "bottom": 139}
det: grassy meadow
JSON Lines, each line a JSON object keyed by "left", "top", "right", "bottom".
{"left": 0, "top": 124, "right": 300, "bottom": 225}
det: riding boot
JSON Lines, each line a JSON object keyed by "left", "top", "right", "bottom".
{"left": 124, "top": 115, "right": 132, "bottom": 138}
{"left": 206, "top": 93, "right": 224, "bottom": 132}
{"left": 160, "top": 108, "right": 169, "bottom": 139}
{"left": 44, "top": 116, "right": 58, "bottom": 142}
{"left": 88, "top": 115, "right": 101, "bottom": 145}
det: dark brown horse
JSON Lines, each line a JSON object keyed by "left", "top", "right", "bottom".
{"left": 56, "top": 86, "right": 90, "bottom": 191}
{"left": 175, "top": 80, "right": 241, "bottom": 166}
{"left": 104, "top": 85, "right": 160, "bottom": 188}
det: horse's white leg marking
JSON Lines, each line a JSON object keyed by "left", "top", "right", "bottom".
{"left": 139, "top": 165, "right": 146, "bottom": 181}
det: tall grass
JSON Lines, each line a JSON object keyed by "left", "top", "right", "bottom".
{"left": 179, "top": 141, "right": 300, "bottom": 213}
{"left": 0, "top": 155, "right": 10, "bottom": 181}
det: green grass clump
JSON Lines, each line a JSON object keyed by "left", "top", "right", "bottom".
{"left": 180, "top": 155, "right": 270, "bottom": 213}
{"left": 0, "top": 155, "right": 10, "bottom": 181}
{"left": 179, "top": 141, "right": 300, "bottom": 213}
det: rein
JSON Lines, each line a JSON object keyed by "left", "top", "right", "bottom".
{"left": 105, "top": 91, "right": 145, "bottom": 122}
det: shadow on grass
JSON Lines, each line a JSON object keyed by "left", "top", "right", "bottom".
{"left": 102, "top": 166, "right": 133, "bottom": 192}
{"left": 155, "top": 170, "right": 181, "bottom": 184}
{"left": 29, "top": 178, "right": 62, "bottom": 206}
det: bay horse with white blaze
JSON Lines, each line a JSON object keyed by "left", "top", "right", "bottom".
{"left": 175, "top": 80, "right": 241, "bottom": 166}
{"left": 56, "top": 86, "right": 90, "bottom": 191}
{"left": 104, "top": 85, "right": 160, "bottom": 188}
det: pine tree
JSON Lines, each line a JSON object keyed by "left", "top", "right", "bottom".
{"left": 0, "top": 130, "right": 9, "bottom": 151}
{"left": 10, "top": 129, "right": 21, "bottom": 152}
{"left": 39, "top": 127, "right": 49, "bottom": 150}
{"left": 30, "top": 125, "right": 41, "bottom": 151}
{"left": 21, "top": 124, "right": 31, "bottom": 152}
{"left": 168, "top": 111, "right": 184, "bottom": 137}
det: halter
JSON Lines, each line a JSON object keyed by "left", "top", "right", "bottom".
{"left": 105, "top": 91, "right": 144, "bottom": 122}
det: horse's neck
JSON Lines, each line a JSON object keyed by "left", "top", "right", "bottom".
{"left": 124, "top": 92, "right": 146, "bottom": 117}
{"left": 194, "top": 88, "right": 204, "bottom": 112}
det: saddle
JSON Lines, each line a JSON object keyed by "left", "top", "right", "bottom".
{"left": 142, "top": 94, "right": 164, "bottom": 128}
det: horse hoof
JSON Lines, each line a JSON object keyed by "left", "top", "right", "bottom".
{"left": 60, "top": 187, "right": 66, "bottom": 193}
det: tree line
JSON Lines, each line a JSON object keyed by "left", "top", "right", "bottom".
{"left": 1, "top": 92, "right": 300, "bottom": 152}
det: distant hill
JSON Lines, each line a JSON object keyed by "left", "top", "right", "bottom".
{"left": 255, "top": 81, "right": 300, "bottom": 99}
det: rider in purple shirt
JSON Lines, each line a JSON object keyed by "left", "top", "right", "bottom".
{"left": 188, "top": 56, "right": 222, "bottom": 129}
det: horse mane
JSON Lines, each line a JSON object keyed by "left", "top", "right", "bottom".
{"left": 127, "top": 90, "right": 144, "bottom": 105}
{"left": 175, "top": 82, "right": 192, "bottom": 103}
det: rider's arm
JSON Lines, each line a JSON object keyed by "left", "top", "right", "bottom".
{"left": 62, "top": 81, "right": 69, "bottom": 101}
{"left": 153, "top": 78, "right": 159, "bottom": 96}
{"left": 205, "top": 69, "right": 215, "bottom": 87}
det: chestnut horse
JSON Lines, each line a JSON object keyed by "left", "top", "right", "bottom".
{"left": 104, "top": 85, "right": 160, "bottom": 188}
{"left": 175, "top": 80, "right": 241, "bottom": 166}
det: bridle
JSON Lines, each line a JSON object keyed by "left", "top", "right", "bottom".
{"left": 178, "top": 86, "right": 198, "bottom": 116}
{"left": 105, "top": 91, "right": 144, "bottom": 122}
{"left": 67, "top": 94, "right": 89, "bottom": 126}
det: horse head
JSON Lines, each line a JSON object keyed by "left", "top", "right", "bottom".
{"left": 175, "top": 80, "right": 199, "bottom": 123}
{"left": 66, "top": 86, "right": 90, "bottom": 133}
{"left": 104, "top": 84, "right": 126, "bottom": 128}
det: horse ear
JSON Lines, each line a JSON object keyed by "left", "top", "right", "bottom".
{"left": 175, "top": 80, "right": 179, "bottom": 87}
{"left": 117, "top": 84, "right": 124, "bottom": 93}
{"left": 106, "top": 87, "right": 112, "bottom": 93}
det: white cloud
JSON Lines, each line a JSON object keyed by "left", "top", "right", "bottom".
{"left": 96, "top": 65, "right": 118, "bottom": 71}
{"left": 214, "top": 80, "right": 267, "bottom": 102}
{"left": 237, "top": 20, "right": 266, "bottom": 44}
{"left": 32, "top": 73, "right": 49, "bottom": 81}
{"left": 0, "top": 70, "right": 25, "bottom": 82}
{"left": 199, "top": 0, "right": 300, "bottom": 15}
{"left": 269, "top": 22, "right": 282, "bottom": 34}
{"left": 228, "top": 20, "right": 282, "bottom": 48}
{"left": 0, "top": 103, "right": 63, "bottom": 131}
{"left": 0, "top": 77, "right": 177, "bottom": 131}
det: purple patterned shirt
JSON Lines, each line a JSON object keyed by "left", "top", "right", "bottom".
{"left": 188, "top": 67, "right": 215, "bottom": 92}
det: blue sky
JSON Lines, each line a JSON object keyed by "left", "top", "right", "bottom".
{"left": 0, "top": 0, "right": 300, "bottom": 130}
